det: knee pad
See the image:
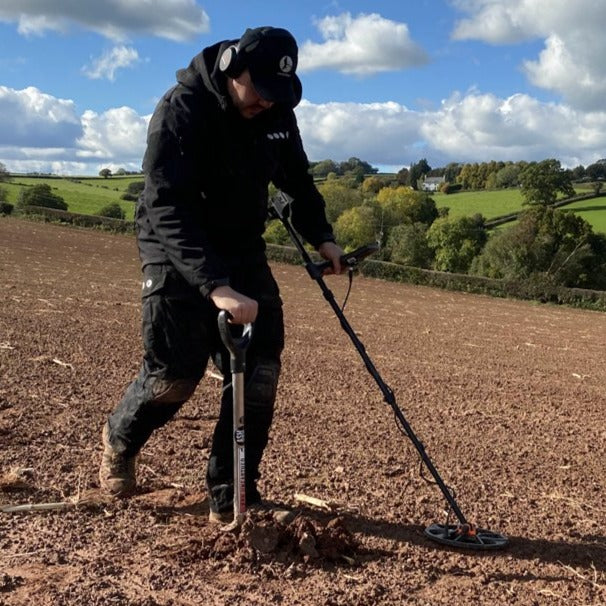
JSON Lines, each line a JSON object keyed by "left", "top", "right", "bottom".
{"left": 245, "top": 359, "right": 280, "bottom": 411}
{"left": 150, "top": 377, "right": 197, "bottom": 404}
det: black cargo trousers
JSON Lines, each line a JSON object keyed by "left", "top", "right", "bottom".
{"left": 105, "top": 259, "right": 284, "bottom": 512}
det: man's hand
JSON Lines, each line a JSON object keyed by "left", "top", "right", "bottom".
{"left": 318, "top": 241, "right": 345, "bottom": 275}
{"left": 210, "top": 285, "right": 258, "bottom": 324}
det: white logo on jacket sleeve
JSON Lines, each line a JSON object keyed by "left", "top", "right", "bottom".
{"left": 267, "top": 131, "right": 290, "bottom": 140}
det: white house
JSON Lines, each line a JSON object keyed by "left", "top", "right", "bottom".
{"left": 421, "top": 176, "right": 446, "bottom": 192}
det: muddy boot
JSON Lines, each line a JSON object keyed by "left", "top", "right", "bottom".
{"left": 207, "top": 482, "right": 233, "bottom": 524}
{"left": 99, "top": 423, "right": 136, "bottom": 497}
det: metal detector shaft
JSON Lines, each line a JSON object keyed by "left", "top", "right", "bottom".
{"left": 270, "top": 193, "right": 468, "bottom": 525}
{"left": 218, "top": 311, "right": 253, "bottom": 526}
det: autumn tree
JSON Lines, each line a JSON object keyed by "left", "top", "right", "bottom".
{"left": 334, "top": 205, "right": 379, "bottom": 251}
{"left": 317, "top": 179, "right": 363, "bottom": 223}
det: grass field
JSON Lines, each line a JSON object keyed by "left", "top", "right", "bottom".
{"left": 432, "top": 188, "right": 524, "bottom": 219}
{"left": 560, "top": 195, "right": 606, "bottom": 234}
{"left": 2, "top": 175, "right": 141, "bottom": 220}
{"left": 2, "top": 176, "right": 605, "bottom": 233}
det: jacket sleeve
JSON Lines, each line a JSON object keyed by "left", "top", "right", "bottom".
{"left": 141, "top": 119, "right": 230, "bottom": 298}
{"left": 272, "top": 115, "right": 335, "bottom": 248}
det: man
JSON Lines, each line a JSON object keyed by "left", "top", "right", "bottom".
{"left": 99, "top": 26, "right": 344, "bottom": 522}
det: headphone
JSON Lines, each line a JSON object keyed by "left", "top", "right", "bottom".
{"left": 219, "top": 28, "right": 271, "bottom": 78}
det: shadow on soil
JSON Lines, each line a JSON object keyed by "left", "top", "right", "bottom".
{"left": 344, "top": 513, "right": 606, "bottom": 572}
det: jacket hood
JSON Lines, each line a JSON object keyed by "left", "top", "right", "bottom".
{"left": 176, "top": 41, "right": 232, "bottom": 110}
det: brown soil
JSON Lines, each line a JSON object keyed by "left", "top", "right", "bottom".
{"left": 1, "top": 217, "right": 605, "bottom": 605}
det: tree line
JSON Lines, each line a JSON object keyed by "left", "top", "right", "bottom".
{"left": 266, "top": 157, "right": 606, "bottom": 292}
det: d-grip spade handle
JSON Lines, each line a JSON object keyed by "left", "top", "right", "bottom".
{"left": 217, "top": 311, "right": 253, "bottom": 373}
{"left": 315, "top": 242, "right": 380, "bottom": 273}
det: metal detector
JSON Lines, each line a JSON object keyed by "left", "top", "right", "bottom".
{"left": 217, "top": 311, "right": 253, "bottom": 528}
{"left": 268, "top": 191, "right": 508, "bottom": 551}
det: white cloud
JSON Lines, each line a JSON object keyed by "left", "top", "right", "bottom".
{"left": 420, "top": 91, "right": 606, "bottom": 167}
{"left": 297, "top": 92, "right": 606, "bottom": 169}
{"left": 82, "top": 46, "right": 140, "bottom": 81}
{"left": 0, "top": 85, "right": 81, "bottom": 147}
{"left": 299, "top": 12, "right": 428, "bottom": 75}
{"left": 1, "top": 85, "right": 605, "bottom": 176}
{"left": 0, "top": 86, "right": 149, "bottom": 174}
{"left": 77, "top": 106, "right": 149, "bottom": 163}
{"left": 0, "top": 0, "right": 210, "bottom": 42}
{"left": 296, "top": 99, "right": 423, "bottom": 165}
{"left": 451, "top": 0, "right": 606, "bottom": 111}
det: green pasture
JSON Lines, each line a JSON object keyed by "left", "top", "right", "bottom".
{"left": 2, "top": 176, "right": 141, "bottom": 220}
{"left": 432, "top": 186, "right": 606, "bottom": 234}
{"left": 560, "top": 196, "right": 606, "bottom": 234}
{"left": 434, "top": 188, "right": 522, "bottom": 220}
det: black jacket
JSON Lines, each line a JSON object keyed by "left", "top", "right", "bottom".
{"left": 135, "top": 40, "right": 335, "bottom": 297}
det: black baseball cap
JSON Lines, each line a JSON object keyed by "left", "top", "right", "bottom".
{"left": 237, "top": 27, "right": 299, "bottom": 105}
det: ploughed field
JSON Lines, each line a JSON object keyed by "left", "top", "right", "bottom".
{"left": 1, "top": 217, "right": 605, "bottom": 605}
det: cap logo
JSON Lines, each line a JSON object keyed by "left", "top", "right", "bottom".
{"left": 279, "top": 55, "right": 294, "bottom": 73}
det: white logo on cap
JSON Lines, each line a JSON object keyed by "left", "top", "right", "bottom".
{"left": 279, "top": 55, "right": 294, "bottom": 73}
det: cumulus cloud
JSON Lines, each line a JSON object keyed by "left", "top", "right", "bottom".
{"left": 0, "top": 0, "right": 210, "bottom": 41}
{"left": 296, "top": 99, "right": 423, "bottom": 165}
{"left": 0, "top": 86, "right": 149, "bottom": 174}
{"left": 0, "top": 85, "right": 82, "bottom": 148}
{"left": 451, "top": 0, "right": 606, "bottom": 111}
{"left": 299, "top": 12, "right": 428, "bottom": 75}
{"left": 82, "top": 46, "right": 140, "bottom": 81}
{"left": 2, "top": 85, "right": 605, "bottom": 176}
{"left": 297, "top": 93, "right": 606, "bottom": 169}
{"left": 77, "top": 106, "right": 149, "bottom": 163}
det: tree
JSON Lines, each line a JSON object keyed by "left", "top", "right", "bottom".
{"left": 121, "top": 180, "right": 145, "bottom": 201}
{"left": 395, "top": 166, "right": 409, "bottom": 186}
{"left": 407, "top": 158, "right": 431, "bottom": 190}
{"left": 443, "top": 162, "right": 463, "bottom": 184}
{"left": 376, "top": 187, "right": 438, "bottom": 229}
{"left": 519, "top": 159, "right": 575, "bottom": 206}
{"left": 339, "top": 157, "right": 377, "bottom": 175}
{"left": 387, "top": 222, "right": 433, "bottom": 268}
{"left": 17, "top": 184, "right": 68, "bottom": 210}
{"left": 360, "top": 176, "right": 386, "bottom": 195}
{"left": 311, "top": 159, "right": 338, "bottom": 178}
{"left": 334, "top": 205, "right": 379, "bottom": 251}
{"left": 472, "top": 206, "right": 606, "bottom": 289}
{"left": 495, "top": 163, "right": 522, "bottom": 188}
{"left": 586, "top": 162, "right": 606, "bottom": 181}
{"left": 99, "top": 168, "right": 112, "bottom": 179}
{"left": 0, "top": 162, "right": 9, "bottom": 182}
{"left": 98, "top": 202, "right": 126, "bottom": 219}
{"left": 317, "top": 180, "right": 363, "bottom": 223}
{"left": 427, "top": 214, "right": 487, "bottom": 272}
{"left": 263, "top": 219, "right": 291, "bottom": 246}
{"left": 571, "top": 165, "right": 586, "bottom": 181}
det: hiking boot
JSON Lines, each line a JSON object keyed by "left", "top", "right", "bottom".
{"left": 99, "top": 423, "right": 136, "bottom": 497}
{"left": 208, "top": 509, "right": 234, "bottom": 525}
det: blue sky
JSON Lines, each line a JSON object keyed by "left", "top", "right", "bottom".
{"left": 0, "top": 0, "right": 605, "bottom": 175}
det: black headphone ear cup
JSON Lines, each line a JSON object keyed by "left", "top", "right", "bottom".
{"left": 219, "top": 46, "right": 238, "bottom": 76}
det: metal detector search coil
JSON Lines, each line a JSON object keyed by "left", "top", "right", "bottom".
{"left": 268, "top": 191, "right": 509, "bottom": 551}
